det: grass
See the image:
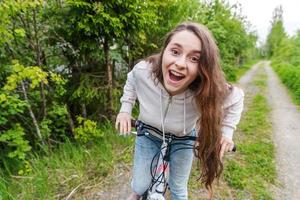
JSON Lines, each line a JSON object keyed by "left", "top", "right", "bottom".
{"left": 223, "top": 68, "right": 276, "bottom": 199}
{"left": 223, "top": 94, "right": 276, "bottom": 199}
{"left": 0, "top": 123, "right": 134, "bottom": 200}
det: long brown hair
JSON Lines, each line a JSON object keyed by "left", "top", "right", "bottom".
{"left": 148, "top": 22, "right": 230, "bottom": 191}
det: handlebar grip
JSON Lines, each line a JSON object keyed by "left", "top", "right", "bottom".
{"left": 131, "top": 119, "right": 136, "bottom": 127}
{"left": 232, "top": 145, "right": 237, "bottom": 152}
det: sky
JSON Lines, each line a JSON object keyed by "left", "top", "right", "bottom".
{"left": 227, "top": 0, "right": 300, "bottom": 45}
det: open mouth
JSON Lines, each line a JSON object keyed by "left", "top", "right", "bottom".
{"left": 169, "top": 70, "right": 185, "bottom": 82}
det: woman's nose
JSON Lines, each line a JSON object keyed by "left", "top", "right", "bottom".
{"left": 175, "top": 55, "right": 187, "bottom": 69}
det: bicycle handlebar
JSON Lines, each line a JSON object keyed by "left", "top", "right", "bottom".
{"left": 131, "top": 119, "right": 237, "bottom": 152}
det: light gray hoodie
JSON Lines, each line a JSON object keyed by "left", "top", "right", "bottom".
{"left": 120, "top": 61, "right": 244, "bottom": 139}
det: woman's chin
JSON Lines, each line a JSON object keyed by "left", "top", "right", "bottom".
{"left": 164, "top": 84, "right": 184, "bottom": 96}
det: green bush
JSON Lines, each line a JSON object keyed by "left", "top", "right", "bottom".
{"left": 272, "top": 62, "right": 300, "bottom": 104}
{"left": 74, "top": 116, "right": 104, "bottom": 143}
{"left": 222, "top": 63, "right": 237, "bottom": 82}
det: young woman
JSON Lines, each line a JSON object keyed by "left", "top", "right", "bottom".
{"left": 115, "top": 22, "right": 244, "bottom": 200}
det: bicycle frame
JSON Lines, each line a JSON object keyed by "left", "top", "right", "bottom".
{"left": 133, "top": 120, "right": 196, "bottom": 200}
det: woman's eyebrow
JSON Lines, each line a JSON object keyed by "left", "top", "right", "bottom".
{"left": 191, "top": 50, "right": 201, "bottom": 54}
{"left": 170, "top": 43, "right": 201, "bottom": 54}
{"left": 170, "top": 43, "right": 183, "bottom": 48}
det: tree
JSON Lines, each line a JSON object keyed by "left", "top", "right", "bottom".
{"left": 47, "top": 0, "right": 160, "bottom": 121}
{"left": 266, "top": 5, "right": 287, "bottom": 57}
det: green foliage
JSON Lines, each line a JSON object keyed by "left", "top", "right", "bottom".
{"left": 0, "top": 1, "right": 14, "bottom": 46}
{"left": 222, "top": 62, "right": 237, "bottom": 82}
{"left": 0, "top": 60, "right": 68, "bottom": 164}
{"left": 0, "top": 0, "right": 49, "bottom": 66}
{"left": 197, "top": 1, "right": 257, "bottom": 66}
{"left": 45, "top": 103, "right": 69, "bottom": 138}
{"left": 74, "top": 116, "right": 104, "bottom": 143}
{"left": 17, "top": 160, "right": 32, "bottom": 176}
{"left": 40, "top": 119, "right": 52, "bottom": 139}
{"left": 0, "top": 124, "right": 31, "bottom": 160}
{"left": 265, "top": 6, "right": 286, "bottom": 57}
{"left": 141, "top": 0, "right": 200, "bottom": 55}
{"left": 4, "top": 60, "right": 48, "bottom": 91}
{"left": 0, "top": 93, "right": 27, "bottom": 125}
{"left": 0, "top": 92, "right": 30, "bottom": 161}
{"left": 265, "top": 6, "right": 300, "bottom": 105}
{"left": 49, "top": 72, "right": 67, "bottom": 97}
{"left": 272, "top": 62, "right": 300, "bottom": 104}
{"left": 265, "top": 7, "right": 300, "bottom": 105}
{"left": 289, "top": 31, "right": 300, "bottom": 66}
{"left": 71, "top": 74, "right": 107, "bottom": 103}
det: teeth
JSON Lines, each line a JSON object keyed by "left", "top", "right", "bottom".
{"left": 170, "top": 70, "right": 185, "bottom": 77}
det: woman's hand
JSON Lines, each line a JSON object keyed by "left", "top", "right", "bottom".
{"left": 220, "top": 136, "right": 235, "bottom": 160}
{"left": 115, "top": 112, "right": 132, "bottom": 135}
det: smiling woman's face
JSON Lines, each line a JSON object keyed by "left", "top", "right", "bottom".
{"left": 161, "top": 30, "right": 202, "bottom": 96}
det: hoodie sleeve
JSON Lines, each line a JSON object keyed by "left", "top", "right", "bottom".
{"left": 119, "top": 62, "right": 140, "bottom": 115}
{"left": 221, "top": 87, "right": 245, "bottom": 139}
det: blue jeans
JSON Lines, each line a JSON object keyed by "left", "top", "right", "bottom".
{"left": 131, "top": 130, "right": 195, "bottom": 200}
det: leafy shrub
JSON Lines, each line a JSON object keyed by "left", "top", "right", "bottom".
{"left": 272, "top": 62, "right": 300, "bottom": 104}
{"left": 0, "top": 124, "right": 31, "bottom": 160}
{"left": 0, "top": 60, "right": 68, "bottom": 164}
{"left": 74, "top": 116, "right": 104, "bottom": 143}
{"left": 222, "top": 62, "right": 237, "bottom": 82}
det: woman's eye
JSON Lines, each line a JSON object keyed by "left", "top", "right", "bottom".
{"left": 190, "top": 56, "right": 200, "bottom": 63}
{"left": 171, "top": 49, "right": 179, "bottom": 55}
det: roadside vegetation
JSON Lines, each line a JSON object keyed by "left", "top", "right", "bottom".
{"left": 1, "top": 122, "right": 134, "bottom": 199}
{"left": 264, "top": 6, "right": 300, "bottom": 105}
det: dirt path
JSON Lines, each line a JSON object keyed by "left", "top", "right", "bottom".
{"left": 264, "top": 62, "right": 300, "bottom": 199}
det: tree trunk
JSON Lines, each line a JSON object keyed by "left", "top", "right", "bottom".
{"left": 103, "top": 38, "right": 114, "bottom": 121}
{"left": 33, "top": 8, "right": 41, "bottom": 66}
{"left": 112, "top": 60, "right": 116, "bottom": 87}
{"left": 128, "top": 42, "right": 134, "bottom": 70}
{"left": 125, "top": 34, "right": 133, "bottom": 71}
{"left": 40, "top": 82, "right": 47, "bottom": 118}
{"left": 82, "top": 103, "right": 87, "bottom": 119}
{"left": 21, "top": 81, "right": 45, "bottom": 145}
{"left": 33, "top": 8, "right": 47, "bottom": 119}
{"left": 66, "top": 106, "right": 75, "bottom": 137}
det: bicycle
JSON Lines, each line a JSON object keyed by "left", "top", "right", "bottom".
{"left": 131, "top": 120, "right": 236, "bottom": 200}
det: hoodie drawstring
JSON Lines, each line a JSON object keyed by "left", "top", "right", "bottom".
{"left": 183, "top": 93, "right": 186, "bottom": 135}
{"left": 160, "top": 89, "right": 166, "bottom": 144}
